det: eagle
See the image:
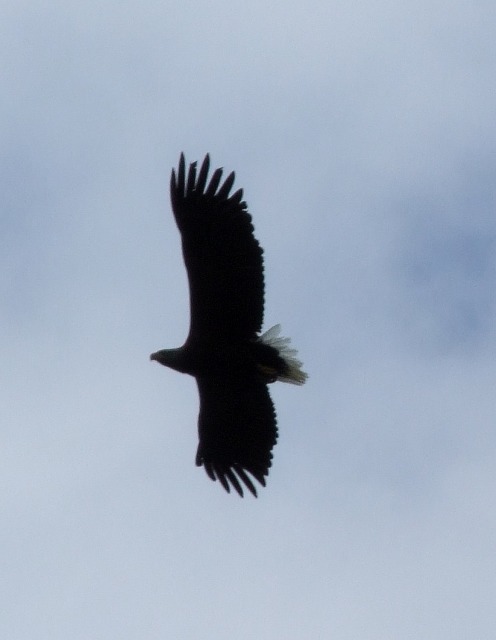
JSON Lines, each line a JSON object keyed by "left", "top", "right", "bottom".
{"left": 151, "top": 154, "right": 307, "bottom": 497}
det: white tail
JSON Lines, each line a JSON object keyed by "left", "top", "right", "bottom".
{"left": 259, "top": 325, "right": 308, "bottom": 385}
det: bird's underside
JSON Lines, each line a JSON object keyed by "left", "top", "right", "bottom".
{"left": 151, "top": 154, "right": 307, "bottom": 497}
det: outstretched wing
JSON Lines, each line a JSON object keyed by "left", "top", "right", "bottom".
{"left": 170, "top": 154, "right": 264, "bottom": 343}
{"left": 195, "top": 376, "right": 278, "bottom": 497}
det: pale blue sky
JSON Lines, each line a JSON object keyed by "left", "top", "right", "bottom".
{"left": 2, "top": 1, "right": 496, "bottom": 638}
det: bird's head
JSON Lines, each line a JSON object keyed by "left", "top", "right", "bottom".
{"left": 150, "top": 347, "right": 189, "bottom": 374}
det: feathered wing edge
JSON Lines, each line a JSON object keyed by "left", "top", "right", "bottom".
{"left": 170, "top": 153, "right": 246, "bottom": 232}
{"left": 201, "top": 460, "right": 264, "bottom": 498}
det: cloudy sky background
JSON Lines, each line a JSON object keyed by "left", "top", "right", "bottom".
{"left": 2, "top": 1, "right": 496, "bottom": 637}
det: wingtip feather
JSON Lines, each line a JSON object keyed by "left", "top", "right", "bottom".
{"left": 205, "top": 167, "right": 223, "bottom": 197}
{"left": 196, "top": 154, "right": 210, "bottom": 193}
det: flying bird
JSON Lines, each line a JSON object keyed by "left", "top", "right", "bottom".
{"left": 151, "top": 154, "right": 307, "bottom": 497}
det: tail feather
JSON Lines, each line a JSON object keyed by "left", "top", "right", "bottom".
{"left": 259, "top": 325, "right": 308, "bottom": 385}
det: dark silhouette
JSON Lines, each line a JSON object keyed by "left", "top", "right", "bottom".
{"left": 151, "top": 154, "right": 307, "bottom": 496}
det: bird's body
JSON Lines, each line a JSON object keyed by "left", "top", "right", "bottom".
{"left": 152, "top": 333, "right": 290, "bottom": 380}
{"left": 151, "top": 154, "right": 307, "bottom": 497}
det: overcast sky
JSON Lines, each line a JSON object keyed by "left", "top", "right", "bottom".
{"left": 2, "top": 1, "right": 496, "bottom": 638}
